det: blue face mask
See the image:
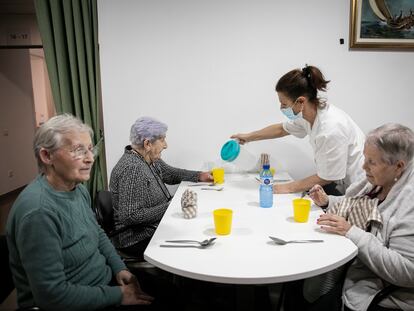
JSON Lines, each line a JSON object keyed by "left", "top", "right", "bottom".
{"left": 281, "top": 106, "right": 302, "bottom": 120}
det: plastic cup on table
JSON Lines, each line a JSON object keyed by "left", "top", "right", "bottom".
{"left": 293, "top": 198, "right": 311, "bottom": 223}
{"left": 213, "top": 208, "right": 233, "bottom": 235}
{"left": 212, "top": 167, "right": 225, "bottom": 184}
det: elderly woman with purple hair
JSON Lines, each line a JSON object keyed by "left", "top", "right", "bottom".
{"left": 110, "top": 117, "right": 212, "bottom": 259}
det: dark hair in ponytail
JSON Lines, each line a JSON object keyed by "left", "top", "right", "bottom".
{"left": 275, "top": 65, "right": 330, "bottom": 108}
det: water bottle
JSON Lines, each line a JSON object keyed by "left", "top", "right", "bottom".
{"left": 259, "top": 164, "right": 273, "bottom": 208}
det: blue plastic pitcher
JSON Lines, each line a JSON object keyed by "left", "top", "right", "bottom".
{"left": 220, "top": 140, "right": 240, "bottom": 162}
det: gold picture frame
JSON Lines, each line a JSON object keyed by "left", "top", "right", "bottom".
{"left": 350, "top": 0, "right": 414, "bottom": 49}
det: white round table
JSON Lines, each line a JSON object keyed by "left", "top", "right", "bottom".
{"left": 144, "top": 173, "right": 357, "bottom": 285}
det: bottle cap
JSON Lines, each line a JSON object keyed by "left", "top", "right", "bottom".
{"left": 220, "top": 140, "right": 240, "bottom": 162}
{"left": 262, "top": 164, "right": 270, "bottom": 169}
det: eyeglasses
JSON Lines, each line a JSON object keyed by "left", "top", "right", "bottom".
{"left": 61, "top": 137, "right": 103, "bottom": 160}
{"left": 68, "top": 145, "right": 99, "bottom": 160}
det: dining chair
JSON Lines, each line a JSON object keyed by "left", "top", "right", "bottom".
{"left": 276, "top": 259, "right": 351, "bottom": 311}
{"left": 276, "top": 279, "right": 400, "bottom": 311}
{"left": 93, "top": 190, "right": 156, "bottom": 273}
{"left": 366, "top": 284, "right": 400, "bottom": 311}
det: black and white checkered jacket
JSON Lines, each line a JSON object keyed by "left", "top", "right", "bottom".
{"left": 109, "top": 146, "right": 199, "bottom": 249}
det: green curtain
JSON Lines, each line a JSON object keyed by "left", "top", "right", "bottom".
{"left": 34, "top": 0, "right": 106, "bottom": 200}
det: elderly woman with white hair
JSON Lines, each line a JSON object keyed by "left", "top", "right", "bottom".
{"left": 289, "top": 123, "right": 414, "bottom": 311}
{"left": 6, "top": 114, "right": 153, "bottom": 311}
{"left": 110, "top": 116, "right": 213, "bottom": 259}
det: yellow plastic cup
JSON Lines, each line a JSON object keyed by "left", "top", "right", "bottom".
{"left": 293, "top": 198, "right": 311, "bottom": 223}
{"left": 213, "top": 208, "right": 233, "bottom": 235}
{"left": 212, "top": 167, "right": 225, "bottom": 184}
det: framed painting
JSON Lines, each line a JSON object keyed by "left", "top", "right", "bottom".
{"left": 350, "top": 0, "right": 414, "bottom": 49}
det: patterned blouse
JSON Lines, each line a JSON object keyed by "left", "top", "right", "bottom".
{"left": 109, "top": 145, "right": 199, "bottom": 249}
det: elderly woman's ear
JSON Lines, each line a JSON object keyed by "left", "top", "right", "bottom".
{"left": 39, "top": 148, "right": 53, "bottom": 166}
{"left": 143, "top": 139, "right": 151, "bottom": 150}
{"left": 395, "top": 160, "right": 406, "bottom": 179}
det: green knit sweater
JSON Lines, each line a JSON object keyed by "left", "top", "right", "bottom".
{"left": 6, "top": 175, "right": 125, "bottom": 311}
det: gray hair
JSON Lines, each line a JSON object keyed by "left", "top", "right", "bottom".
{"left": 130, "top": 116, "right": 168, "bottom": 147}
{"left": 33, "top": 114, "right": 93, "bottom": 170}
{"left": 365, "top": 123, "right": 414, "bottom": 167}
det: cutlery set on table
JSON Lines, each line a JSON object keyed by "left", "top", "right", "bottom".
{"left": 162, "top": 180, "right": 324, "bottom": 248}
{"left": 159, "top": 237, "right": 324, "bottom": 248}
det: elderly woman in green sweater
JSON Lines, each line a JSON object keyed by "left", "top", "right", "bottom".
{"left": 6, "top": 114, "right": 153, "bottom": 311}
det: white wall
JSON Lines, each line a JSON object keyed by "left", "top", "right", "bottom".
{"left": 98, "top": 0, "right": 414, "bottom": 181}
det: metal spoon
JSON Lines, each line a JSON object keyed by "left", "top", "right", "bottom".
{"left": 164, "top": 237, "right": 217, "bottom": 247}
{"left": 187, "top": 182, "right": 215, "bottom": 187}
{"left": 269, "top": 236, "right": 324, "bottom": 245}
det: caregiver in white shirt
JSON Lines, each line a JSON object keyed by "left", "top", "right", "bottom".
{"left": 231, "top": 65, "right": 365, "bottom": 195}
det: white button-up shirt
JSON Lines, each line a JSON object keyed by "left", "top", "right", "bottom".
{"left": 283, "top": 104, "right": 365, "bottom": 189}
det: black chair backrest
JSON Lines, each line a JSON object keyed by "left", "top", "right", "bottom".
{"left": 0, "top": 235, "right": 15, "bottom": 304}
{"left": 94, "top": 190, "right": 115, "bottom": 235}
{"left": 94, "top": 190, "right": 133, "bottom": 237}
